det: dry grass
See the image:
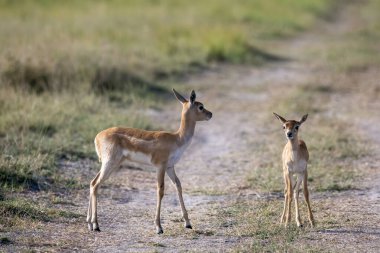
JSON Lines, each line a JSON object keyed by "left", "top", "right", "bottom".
{"left": 1, "top": 0, "right": 380, "bottom": 252}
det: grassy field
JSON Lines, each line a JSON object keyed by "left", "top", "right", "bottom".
{"left": 0, "top": 0, "right": 334, "bottom": 87}
{"left": 1, "top": 0, "right": 380, "bottom": 251}
{"left": 0, "top": 0, "right": 334, "bottom": 214}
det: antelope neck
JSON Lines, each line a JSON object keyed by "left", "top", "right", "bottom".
{"left": 288, "top": 136, "right": 299, "bottom": 151}
{"left": 176, "top": 111, "right": 196, "bottom": 143}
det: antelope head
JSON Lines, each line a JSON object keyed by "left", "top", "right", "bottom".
{"left": 273, "top": 113, "right": 308, "bottom": 140}
{"left": 173, "top": 89, "right": 212, "bottom": 121}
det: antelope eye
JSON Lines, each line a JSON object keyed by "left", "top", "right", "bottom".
{"left": 295, "top": 126, "right": 299, "bottom": 130}
{"left": 282, "top": 126, "right": 285, "bottom": 129}
{"left": 199, "top": 105, "right": 204, "bottom": 111}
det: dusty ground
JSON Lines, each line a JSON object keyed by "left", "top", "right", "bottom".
{"left": 2, "top": 2, "right": 380, "bottom": 252}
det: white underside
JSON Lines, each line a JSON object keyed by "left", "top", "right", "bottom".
{"left": 287, "top": 159, "right": 307, "bottom": 174}
{"left": 118, "top": 135, "right": 191, "bottom": 167}
{"left": 121, "top": 143, "right": 190, "bottom": 167}
{"left": 122, "top": 149, "right": 153, "bottom": 165}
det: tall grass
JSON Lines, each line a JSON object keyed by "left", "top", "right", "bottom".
{"left": 0, "top": 0, "right": 334, "bottom": 92}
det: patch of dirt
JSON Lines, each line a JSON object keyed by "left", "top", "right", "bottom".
{"left": 2, "top": 1, "right": 380, "bottom": 252}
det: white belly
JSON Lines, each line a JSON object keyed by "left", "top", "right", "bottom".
{"left": 287, "top": 159, "right": 307, "bottom": 174}
{"left": 123, "top": 150, "right": 153, "bottom": 165}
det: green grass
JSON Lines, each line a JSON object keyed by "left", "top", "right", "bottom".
{"left": 0, "top": 198, "right": 81, "bottom": 227}
{"left": 0, "top": 88, "right": 154, "bottom": 196}
{"left": 0, "top": 0, "right": 335, "bottom": 93}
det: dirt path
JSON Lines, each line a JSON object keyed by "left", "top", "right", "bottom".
{"left": 3, "top": 1, "right": 380, "bottom": 252}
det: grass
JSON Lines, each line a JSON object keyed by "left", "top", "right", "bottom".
{"left": 308, "top": 0, "right": 380, "bottom": 73}
{"left": 0, "top": 88, "right": 152, "bottom": 182}
{"left": 0, "top": 197, "right": 81, "bottom": 227}
{"left": 214, "top": 195, "right": 364, "bottom": 252}
{"left": 217, "top": 200, "right": 303, "bottom": 252}
{"left": 0, "top": 0, "right": 337, "bottom": 230}
{"left": 0, "top": 0, "right": 334, "bottom": 91}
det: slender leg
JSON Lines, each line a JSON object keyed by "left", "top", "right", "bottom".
{"left": 281, "top": 173, "right": 288, "bottom": 224}
{"left": 90, "top": 159, "right": 119, "bottom": 231}
{"left": 285, "top": 174, "right": 293, "bottom": 227}
{"left": 87, "top": 172, "right": 100, "bottom": 231}
{"left": 155, "top": 166, "right": 166, "bottom": 234}
{"left": 303, "top": 171, "right": 315, "bottom": 227}
{"left": 294, "top": 174, "right": 304, "bottom": 227}
{"left": 167, "top": 166, "right": 192, "bottom": 229}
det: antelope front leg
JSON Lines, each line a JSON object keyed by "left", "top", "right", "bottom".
{"left": 155, "top": 166, "right": 166, "bottom": 234}
{"left": 303, "top": 171, "right": 315, "bottom": 227}
{"left": 285, "top": 174, "right": 293, "bottom": 227}
{"left": 167, "top": 166, "right": 192, "bottom": 229}
{"left": 281, "top": 187, "right": 288, "bottom": 224}
{"left": 294, "top": 174, "right": 304, "bottom": 227}
{"left": 281, "top": 173, "right": 288, "bottom": 224}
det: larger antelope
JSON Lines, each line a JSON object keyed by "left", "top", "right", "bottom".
{"left": 87, "top": 89, "right": 212, "bottom": 234}
{"left": 273, "top": 113, "right": 314, "bottom": 227}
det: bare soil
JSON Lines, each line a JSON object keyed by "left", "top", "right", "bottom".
{"left": 2, "top": 2, "right": 380, "bottom": 252}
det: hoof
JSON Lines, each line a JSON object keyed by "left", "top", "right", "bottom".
{"left": 185, "top": 224, "right": 192, "bottom": 229}
{"left": 297, "top": 224, "right": 304, "bottom": 228}
{"left": 157, "top": 228, "right": 164, "bottom": 234}
{"left": 94, "top": 227, "right": 101, "bottom": 232}
{"left": 88, "top": 223, "right": 93, "bottom": 231}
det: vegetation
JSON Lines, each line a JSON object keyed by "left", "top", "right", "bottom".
{"left": 0, "top": 0, "right": 334, "bottom": 92}
{"left": 322, "top": 0, "right": 380, "bottom": 72}
{"left": 0, "top": 0, "right": 335, "bottom": 198}
{"left": 0, "top": 197, "right": 81, "bottom": 227}
{"left": 2, "top": 0, "right": 379, "bottom": 251}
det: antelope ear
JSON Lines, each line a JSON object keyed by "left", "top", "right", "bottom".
{"left": 273, "top": 112, "right": 286, "bottom": 123}
{"left": 172, "top": 89, "right": 188, "bottom": 104}
{"left": 300, "top": 114, "right": 308, "bottom": 124}
{"left": 190, "top": 90, "right": 196, "bottom": 104}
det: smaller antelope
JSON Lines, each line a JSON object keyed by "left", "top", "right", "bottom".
{"left": 87, "top": 89, "right": 212, "bottom": 234}
{"left": 273, "top": 113, "right": 314, "bottom": 227}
